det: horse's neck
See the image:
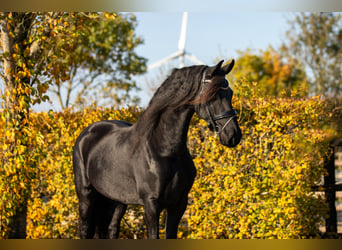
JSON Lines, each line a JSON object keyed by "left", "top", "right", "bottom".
{"left": 143, "top": 106, "right": 194, "bottom": 156}
{"left": 154, "top": 107, "right": 194, "bottom": 155}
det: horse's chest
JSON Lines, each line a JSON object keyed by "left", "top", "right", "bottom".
{"left": 161, "top": 162, "right": 196, "bottom": 203}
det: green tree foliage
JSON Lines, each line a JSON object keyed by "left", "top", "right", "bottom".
{"left": 231, "top": 47, "right": 309, "bottom": 97}
{"left": 282, "top": 13, "right": 342, "bottom": 98}
{"left": 47, "top": 13, "right": 147, "bottom": 109}
{"left": 0, "top": 12, "right": 147, "bottom": 110}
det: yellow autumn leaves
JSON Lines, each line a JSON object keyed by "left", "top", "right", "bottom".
{"left": 0, "top": 82, "right": 337, "bottom": 238}
{"left": 185, "top": 82, "right": 334, "bottom": 239}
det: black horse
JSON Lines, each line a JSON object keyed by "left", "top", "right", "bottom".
{"left": 73, "top": 60, "right": 242, "bottom": 239}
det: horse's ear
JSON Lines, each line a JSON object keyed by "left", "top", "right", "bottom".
{"left": 222, "top": 59, "right": 235, "bottom": 75}
{"left": 207, "top": 60, "right": 224, "bottom": 77}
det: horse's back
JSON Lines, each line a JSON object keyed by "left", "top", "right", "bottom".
{"left": 74, "top": 120, "right": 130, "bottom": 160}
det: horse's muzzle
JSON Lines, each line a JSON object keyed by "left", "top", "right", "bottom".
{"left": 219, "top": 120, "right": 242, "bottom": 148}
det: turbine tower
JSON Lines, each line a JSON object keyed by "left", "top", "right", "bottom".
{"left": 148, "top": 12, "right": 204, "bottom": 71}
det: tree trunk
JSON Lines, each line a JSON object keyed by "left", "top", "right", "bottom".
{"left": 0, "top": 16, "right": 16, "bottom": 109}
{"left": 8, "top": 205, "right": 27, "bottom": 239}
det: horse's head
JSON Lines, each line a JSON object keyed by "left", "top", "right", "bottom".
{"left": 194, "top": 60, "right": 242, "bottom": 147}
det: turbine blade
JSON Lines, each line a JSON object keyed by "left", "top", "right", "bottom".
{"left": 178, "top": 12, "right": 188, "bottom": 53}
{"left": 148, "top": 51, "right": 182, "bottom": 71}
{"left": 185, "top": 53, "right": 204, "bottom": 65}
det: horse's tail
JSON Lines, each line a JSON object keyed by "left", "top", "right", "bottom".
{"left": 73, "top": 130, "right": 89, "bottom": 198}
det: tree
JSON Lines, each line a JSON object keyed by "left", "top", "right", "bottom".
{"left": 0, "top": 12, "right": 146, "bottom": 238}
{"left": 47, "top": 12, "right": 147, "bottom": 109}
{"left": 282, "top": 13, "right": 342, "bottom": 98}
{"left": 230, "top": 47, "right": 309, "bottom": 98}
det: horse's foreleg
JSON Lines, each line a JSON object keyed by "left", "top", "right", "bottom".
{"left": 143, "top": 198, "right": 162, "bottom": 239}
{"left": 165, "top": 197, "right": 188, "bottom": 239}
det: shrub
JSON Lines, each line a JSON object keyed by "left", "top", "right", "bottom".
{"left": 0, "top": 82, "right": 336, "bottom": 238}
{"left": 186, "top": 84, "right": 334, "bottom": 238}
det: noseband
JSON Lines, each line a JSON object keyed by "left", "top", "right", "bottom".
{"left": 200, "top": 69, "right": 237, "bottom": 134}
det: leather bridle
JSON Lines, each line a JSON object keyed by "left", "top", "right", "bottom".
{"left": 199, "top": 69, "right": 237, "bottom": 134}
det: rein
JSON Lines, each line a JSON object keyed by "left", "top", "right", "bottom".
{"left": 200, "top": 68, "right": 237, "bottom": 134}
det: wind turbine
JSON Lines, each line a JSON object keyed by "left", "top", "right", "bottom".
{"left": 148, "top": 12, "right": 204, "bottom": 71}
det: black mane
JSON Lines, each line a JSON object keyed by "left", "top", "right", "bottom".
{"left": 133, "top": 64, "right": 231, "bottom": 141}
{"left": 134, "top": 65, "right": 207, "bottom": 138}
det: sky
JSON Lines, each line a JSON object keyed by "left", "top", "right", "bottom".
{"left": 134, "top": 12, "right": 290, "bottom": 66}
{"left": 34, "top": 12, "right": 292, "bottom": 111}
{"left": 131, "top": 12, "right": 291, "bottom": 107}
